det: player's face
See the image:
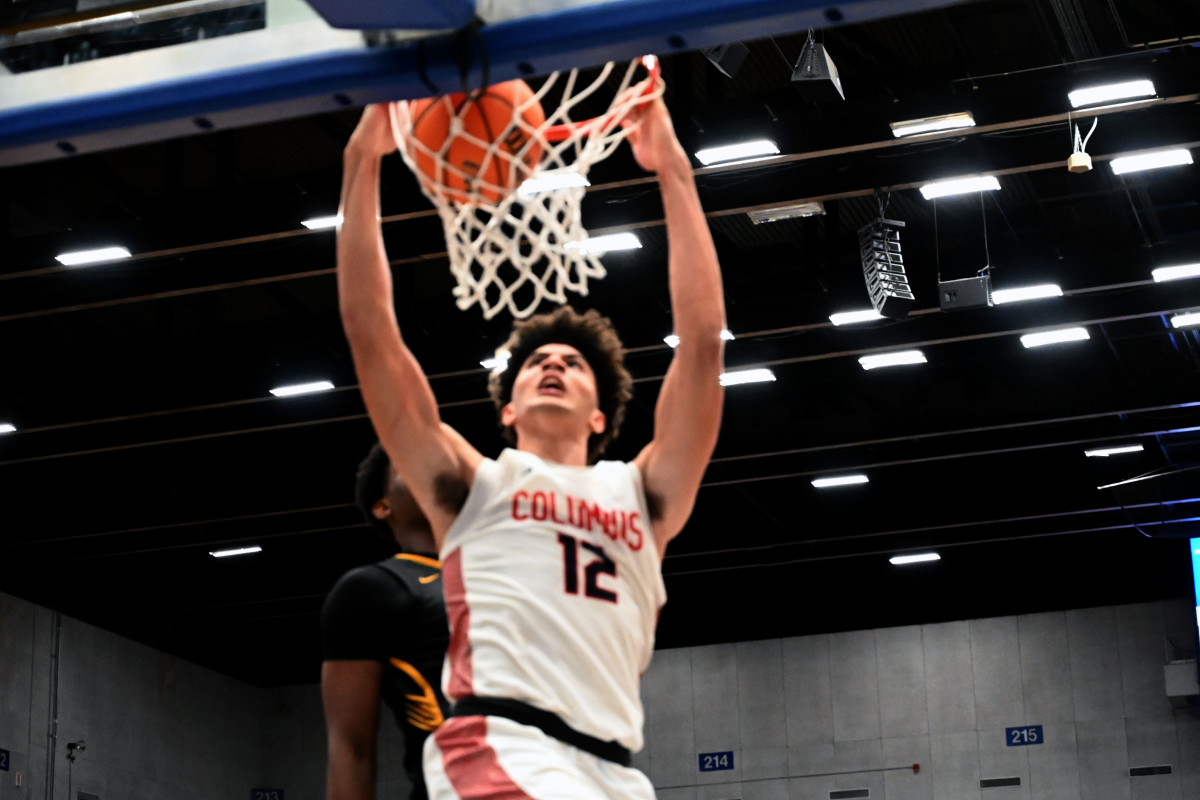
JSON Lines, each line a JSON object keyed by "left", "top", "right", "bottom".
{"left": 505, "top": 343, "right": 605, "bottom": 434}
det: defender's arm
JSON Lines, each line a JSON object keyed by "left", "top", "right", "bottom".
{"left": 322, "top": 660, "right": 384, "bottom": 800}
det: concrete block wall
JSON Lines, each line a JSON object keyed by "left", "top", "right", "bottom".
{"left": 639, "top": 600, "right": 1200, "bottom": 800}
{"left": 0, "top": 592, "right": 266, "bottom": 800}
{"left": 4, "top": 589, "right": 1197, "bottom": 800}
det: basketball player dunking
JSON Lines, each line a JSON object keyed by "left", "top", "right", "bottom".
{"left": 337, "top": 94, "right": 724, "bottom": 799}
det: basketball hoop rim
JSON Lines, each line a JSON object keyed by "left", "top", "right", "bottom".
{"left": 541, "top": 55, "right": 660, "bottom": 143}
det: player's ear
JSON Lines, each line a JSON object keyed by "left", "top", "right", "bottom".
{"left": 589, "top": 409, "right": 606, "bottom": 435}
{"left": 501, "top": 402, "right": 517, "bottom": 428}
{"left": 372, "top": 498, "right": 390, "bottom": 521}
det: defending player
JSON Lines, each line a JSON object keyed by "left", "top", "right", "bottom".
{"left": 321, "top": 444, "right": 449, "bottom": 800}
{"left": 337, "top": 91, "right": 724, "bottom": 798}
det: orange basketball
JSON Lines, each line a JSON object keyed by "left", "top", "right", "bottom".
{"left": 408, "top": 79, "right": 545, "bottom": 204}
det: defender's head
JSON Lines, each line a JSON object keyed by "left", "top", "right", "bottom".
{"left": 488, "top": 306, "right": 633, "bottom": 462}
{"left": 354, "top": 443, "right": 434, "bottom": 552}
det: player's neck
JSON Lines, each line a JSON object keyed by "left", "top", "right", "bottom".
{"left": 515, "top": 430, "right": 589, "bottom": 467}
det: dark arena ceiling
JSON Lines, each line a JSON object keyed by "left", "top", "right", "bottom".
{"left": 3, "top": 0, "right": 1200, "bottom": 686}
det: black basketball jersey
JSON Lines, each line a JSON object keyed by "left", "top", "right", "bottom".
{"left": 322, "top": 553, "right": 450, "bottom": 800}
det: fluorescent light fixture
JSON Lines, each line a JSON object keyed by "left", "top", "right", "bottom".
{"left": 664, "top": 329, "right": 735, "bottom": 348}
{"left": 829, "top": 309, "right": 884, "bottom": 326}
{"left": 55, "top": 246, "right": 132, "bottom": 266}
{"left": 480, "top": 352, "right": 510, "bottom": 371}
{"left": 1171, "top": 312, "right": 1200, "bottom": 328}
{"left": 919, "top": 175, "right": 1001, "bottom": 200}
{"left": 991, "top": 283, "right": 1063, "bottom": 304}
{"left": 518, "top": 173, "right": 590, "bottom": 196}
{"left": 301, "top": 214, "right": 342, "bottom": 230}
{"left": 719, "top": 368, "right": 776, "bottom": 386}
{"left": 694, "top": 139, "right": 779, "bottom": 166}
{"left": 1020, "top": 327, "right": 1089, "bottom": 348}
{"left": 210, "top": 546, "right": 262, "bottom": 558}
{"left": 1084, "top": 444, "right": 1144, "bottom": 457}
{"left": 748, "top": 202, "right": 825, "bottom": 223}
{"left": 269, "top": 380, "right": 335, "bottom": 397}
{"left": 565, "top": 232, "right": 641, "bottom": 255}
{"left": 859, "top": 350, "right": 927, "bottom": 370}
{"left": 890, "top": 111, "right": 975, "bottom": 138}
{"left": 1068, "top": 79, "right": 1155, "bottom": 108}
{"left": 0, "top": 423, "right": 15, "bottom": 434}
{"left": 890, "top": 552, "right": 941, "bottom": 565}
{"left": 811, "top": 474, "right": 869, "bottom": 488}
{"left": 1110, "top": 149, "right": 1192, "bottom": 175}
{"left": 1152, "top": 263, "right": 1200, "bottom": 282}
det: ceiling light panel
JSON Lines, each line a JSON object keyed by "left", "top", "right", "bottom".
{"left": 1020, "top": 327, "right": 1089, "bottom": 348}
{"left": 890, "top": 552, "right": 941, "bottom": 565}
{"left": 1084, "top": 444, "right": 1144, "bottom": 457}
{"left": 565, "top": 232, "right": 641, "bottom": 255}
{"left": 719, "top": 368, "right": 775, "bottom": 386}
{"left": 518, "top": 173, "right": 590, "bottom": 196}
{"left": 830, "top": 309, "right": 884, "bottom": 326}
{"left": 890, "top": 111, "right": 975, "bottom": 137}
{"left": 210, "top": 546, "right": 263, "bottom": 557}
{"left": 694, "top": 139, "right": 779, "bottom": 166}
{"left": 1110, "top": 149, "right": 1192, "bottom": 175}
{"left": 270, "top": 380, "right": 335, "bottom": 397}
{"left": 859, "top": 350, "right": 927, "bottom": 370}
{"left": 919, "top": 175, "right": 1001, "bottom": 199}
{"left": 0, "top": 423, "right": 16, "bottom": 434}
{"left": 1152, "top": 263, "right": 1200, "bottom": 283}
{"left": 812, "top": 474, "right": 869, "bottom": 488}
{"left": 301, "top": 215, "right": 341, "bottom": 230}
{"left": 1068, "top": 79, "right": 1155, "bottom": 108}
{"left": 991, "top": 284, "right": 1062, "bottom": 304}
{"left": 55, "top": 246, "right": 132, "bottom": 266}
{"left": 1171, "top": 312, "right": 1200, "bottom": 329}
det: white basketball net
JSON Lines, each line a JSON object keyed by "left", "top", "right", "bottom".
{"left": 389, "top": 57, "right": 663, "bottom": 319}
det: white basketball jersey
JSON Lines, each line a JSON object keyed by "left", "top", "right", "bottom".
{"left": 440, "top": 448, "right": 667, "bottom": 751}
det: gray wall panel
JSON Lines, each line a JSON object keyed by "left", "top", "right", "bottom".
{"left": 923, "top": 621, "right": 976, "bottom": 734}
{"left": 977, "top": 727, "right": 1029, "bottom": 799}
{"left": 692, "top": 644, "right": 742, "bottom": 786}
{"left": 1076, "top": 718, "right": 1131, "bottom": 800}
{"left": 645, "top": 646, "right": 698, "bottom": 789}
{"left": 970, "top": 616, "right": 1023, "bottom": 732}
{"left": 1127, "top": 716, "right": 1183, "bottom": 800}
{"left": 741, "top": 747, "right": 789, "bottom": 781}
{"left": 750, "top": 777, "right": 789, "bottom": 800}
{"left": 787, "top": 774, "right": 836, "bottom": 799}
{"left": 834, "top": 736, "right": 882, "bottom": 774}
{"left": 1118, "top": 603, "right": 1172, "bottom": 719}
{"left": 787, "top": 740, "right": 836, "bottom": 778}
{"left": 1018, "top": 612, "right": 1075, "bottom": 724}
{"left": 783, "top": 635, "right": 834, "bottom": 746}
{"left": 738, "top": 639, "right": 787, "bottom": 751}
{"left": 1068, "top": 606, "right": 1124, "bottom": 723}
{"left": 1025, "top": 721, "right": 1081, "bottom": 800}
{"left": 882, "top": 756, "right": 933, "bottom": 800}
{"left": 1179, "top": 714, "right": 1200, "bottom": 799}
{"left": 929, "top": 731, "right": 980, "bottom": 800}
{"left": 876, "top": 626, "right": 927, "bottom": 740}
{"left": 829, "top": 630, "right": 881, "bottom": 742}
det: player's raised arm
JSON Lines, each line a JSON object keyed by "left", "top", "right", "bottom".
{"left": 338, "top": 105, "right": 481, "bottom": 536}
{"left": 628, "top": 97, "right": 726, "bottom": 556}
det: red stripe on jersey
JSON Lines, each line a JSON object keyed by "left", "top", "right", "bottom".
{"left": 434, "top": 716, "right": 537, "bottom": 800}
{"left": 442, "top": 549, "right": 474, "bottom": 699}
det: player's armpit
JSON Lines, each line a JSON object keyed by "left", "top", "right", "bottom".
{"left": 322, "top": 659, "right": 384, "bottom": 800}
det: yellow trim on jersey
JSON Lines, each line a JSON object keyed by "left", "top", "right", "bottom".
{"left": 418, "top": 574, "right": 440, "bottom": 584}
{"left": 389, "top": 658, "right": 445, "bottom": 732}
{"left": 394, "top": 553, "right": 442, "bottom": 569}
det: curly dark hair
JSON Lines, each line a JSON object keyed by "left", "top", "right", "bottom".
{"left": 354, "top": 442, "right": 393, "bottom": 540}
{"left": 488, "top": 306, "right": 633, "bottom": 461}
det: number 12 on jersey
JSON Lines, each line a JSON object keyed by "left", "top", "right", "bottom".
{"left": 557, "top": 533, "right": 617, "bottom": 602}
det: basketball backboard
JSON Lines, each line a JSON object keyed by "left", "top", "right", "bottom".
{"left": 0, "top": 0, "right": 973, "bottom": 166}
